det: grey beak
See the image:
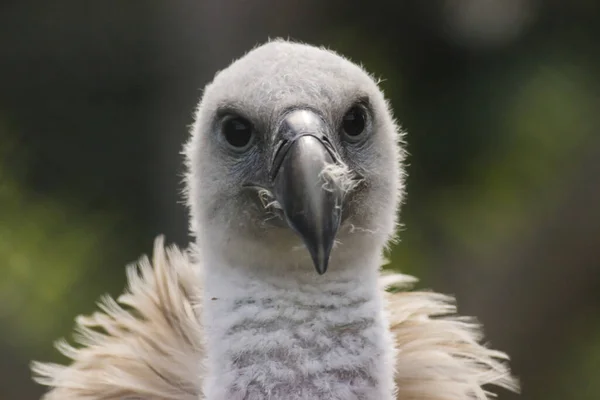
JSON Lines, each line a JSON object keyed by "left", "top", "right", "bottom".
{"left": 271, "top": 110, "right": 343, "bottom": 275}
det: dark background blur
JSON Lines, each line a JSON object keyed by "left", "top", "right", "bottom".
{"left": 1, "top": 1, "right": 599, "bottom": 399}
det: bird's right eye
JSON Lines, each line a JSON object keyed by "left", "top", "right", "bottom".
{"left": 221, "top": 116, "right": 254, "bottom": 151}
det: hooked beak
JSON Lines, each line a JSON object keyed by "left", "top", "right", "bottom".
{"left": 270, "top": 110, "right": 343, "bottom": 275}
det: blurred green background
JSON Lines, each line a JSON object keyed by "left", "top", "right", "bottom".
{"left": 1, "top": 1, "right": 599, "bottom": 399}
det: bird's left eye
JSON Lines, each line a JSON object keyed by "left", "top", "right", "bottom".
{"left": 221, "top": 116, "right": 255, "bottom": 151}
{"left": 341, "top": 106, "right": 367, "bottom": 141}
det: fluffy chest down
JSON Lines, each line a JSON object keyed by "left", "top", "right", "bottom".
{"left": 202, "top": 276, "right": 396, "bottom": 400}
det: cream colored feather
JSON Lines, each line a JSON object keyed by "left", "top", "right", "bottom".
{"left": 32, "top": 236, "right": 518, "bottom": 399}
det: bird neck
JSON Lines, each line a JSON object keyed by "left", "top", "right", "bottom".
{"left": 200, "top": 248, "right": 397, "bottom": 400}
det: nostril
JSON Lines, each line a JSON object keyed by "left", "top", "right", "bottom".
{"left": 270, "top": 139, "right": 290, "bottom": 181}
{"left": 274, "top": 139, "right": 289, "bottom": 154}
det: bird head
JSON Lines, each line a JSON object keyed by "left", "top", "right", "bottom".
{"left": 185, "top": 40, "right": 404, "bottom": 275}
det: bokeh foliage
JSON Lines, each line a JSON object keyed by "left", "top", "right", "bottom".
{"left": 0, "top": 126, "right": 133, "bottom": 356}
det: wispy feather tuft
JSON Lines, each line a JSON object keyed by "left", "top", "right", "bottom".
{"left": 383, "top": 273, "right": 519, "bottom": 400}
{"left": 31, "top": 237, "right": 204, "bottom": 400}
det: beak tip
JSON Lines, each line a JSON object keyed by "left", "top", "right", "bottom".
{"left": 309, "top": 246, "right": 331, "bottom": 275}
{"left": 315, "top": 261, "right": 328, "bottom": 275}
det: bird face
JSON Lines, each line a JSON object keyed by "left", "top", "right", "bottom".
{"left": 185, "top": 40, "right": 404, "bottom": 274}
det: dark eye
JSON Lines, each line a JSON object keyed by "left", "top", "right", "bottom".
{"left": 222, "top": 116, "right": 254, "bottom": 151}
{"left": 342, "top": 106, "right": 367, "bottom": 141}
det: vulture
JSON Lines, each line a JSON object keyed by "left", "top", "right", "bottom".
{"left": 32, "top": 40, "right": 519, "bottom": 400}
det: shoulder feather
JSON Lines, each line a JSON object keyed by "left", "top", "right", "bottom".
{"left": 31, "top": 236, "right": 204, "bottom": 400}
{"left": 382, "top": 273, "right": 519, "bottom": 399}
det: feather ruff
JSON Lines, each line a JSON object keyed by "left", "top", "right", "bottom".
{"left": 32, "top": 237, "right": 518, "bottom": 399}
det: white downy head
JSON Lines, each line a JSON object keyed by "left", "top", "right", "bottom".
{"left": 184, "top": 39, "right": 405, "bottom": 277}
